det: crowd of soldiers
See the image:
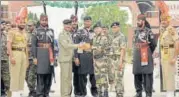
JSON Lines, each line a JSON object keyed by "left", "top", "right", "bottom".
{"left": 1, "top": 12, "right": 179, "bottom": 97}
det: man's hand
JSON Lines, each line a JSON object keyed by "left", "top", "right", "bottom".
{"left": 83, "top": 43, "right": 91, "bottom": 50}
{"left": 170, "top": 57, "right": 177, "bottom": 65}
{"left": 27, "top": 61, "right": 29, "bottom": 69}
{"left": 74, "top": 58, "right": 80, "bottom": 66}
{"left": 10, "top": 57, "right": 16, "bottom": 65}
{"left": 78, "top": 43, "right": 84, "bottom": 49}
{"left": 33, "top": 58, "right": 37, "bottom": 65}
{"left": 119, "top": 61, "right": 123, "bottom": 71}
{"left": 154, "top": 58, "right": 160, "bottom": 66}
{"left": 78, "top": 43, "right": 91, "bottom": 50}
{"left": 153, "top": 52, "right": 159, "bottom": 58}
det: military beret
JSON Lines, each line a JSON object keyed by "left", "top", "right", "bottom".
{"left": 83, "top": 16, "right": 92, "bottom": 21}
{"left": 102, "top": 25, "right": 109, "bottom": 29}
{"left": 93, "top": 21, "right": 102, "bottom": 29}
{"left": 1, "top": 20, "right": 6, "bottom": 24}
{"left": 63, "top": 19, "right": 72, "bottom": 25}
{"left": 137, "top": 14, "right": 146, "bottom": 20}
{"left": 70, "top": 15, "right": 78, "bottom": 22}
{"left": 111, "top": 22, "right": 120, "bottom": 27}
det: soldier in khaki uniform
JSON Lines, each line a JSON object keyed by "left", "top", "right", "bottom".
{"left": 159, "top": 15, "right": 179, "bottom": 97}
{"left": 7, "top": 18, "right": 28, "bottom": 96}
{"left": 58, "top": 19, "right": 89, "bottom": 97}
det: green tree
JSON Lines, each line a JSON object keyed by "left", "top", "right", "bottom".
{"left": 28, "top": 11, "right": 33, "bottom": 20}
{"left": 34, "top": 13, "right": 38, "bottom": 22}
{"left": 85, "top": 4, "right": 129, "bottom": 36}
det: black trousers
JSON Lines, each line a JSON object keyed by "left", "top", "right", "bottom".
{"left": 73, "top": 62, "right": 80, "bottom": 95}
{"left": 73, "top": 73, "right": 80, "bottom": 95}
{"left": 78, "top": 74, "right": 97, "bottom": 96}
{"left": 36, "top": 74, "right": 52, "bottom": 97}
{"left": 1, "top": 78, "right": 5, "bottom": 96}
{"left": 134, "top": 73, "right": 153, "bottom": 96}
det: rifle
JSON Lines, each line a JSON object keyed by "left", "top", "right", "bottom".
{"left": 41, "top": 2, "right": 56, "bottom": 83}
{"left": 52, "top": 66, "right": 56, "bottom": 83}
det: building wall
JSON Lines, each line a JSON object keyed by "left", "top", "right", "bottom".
{"left": 4, "top": 1, "right": 38, "bottom": 22}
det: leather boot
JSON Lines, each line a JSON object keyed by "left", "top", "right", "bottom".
{"left": 104, "top": 90, "right": 109, "bottom": 97}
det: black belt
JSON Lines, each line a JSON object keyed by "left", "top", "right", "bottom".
{"left": 83, "top": 50, "right": 92, "bottom": 53}
{"left": 12, "top": 48, "right": 26, "bottom": 51}
{"left": 161, "top": 44, "right": 174, "bottom": 48}
{"left": 94, "top": 54, "right": 103, "bottom": 59}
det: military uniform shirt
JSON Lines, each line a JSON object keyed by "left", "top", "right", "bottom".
{"left": 111, "top": 32, "right": 127, "bottom": 55}
{"left": 1, "top": 30, "right": 8, "bottom": 60}
{"left": 7, "top": 28, "right": 28, "bottom": 48}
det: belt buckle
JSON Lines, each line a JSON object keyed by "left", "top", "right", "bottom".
{"left": 163, "top": 45, "right": 169, "bottom": 54}
{"left": 163, "top": 45, "right": 169, "bottom": 49}
{"left": 22, "top": 48, "right": 25, "bottom": 51}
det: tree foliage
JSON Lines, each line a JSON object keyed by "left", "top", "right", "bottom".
{"left": 28, "top": 11, "right": 39, "bottom": 22}
{"left": 85, "top": 4, "right": 129, "bottom": 35}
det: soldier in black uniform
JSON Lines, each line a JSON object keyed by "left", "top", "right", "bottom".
{"left": 31, "top": 14, "right": 55, "bottom": 97}
{"left": 133, "top": 14, "right": 157, "bottom": 97}
{"left": 74, "top": 16, "right": 98, "bottom": 97}
{"left": 70, "top": 15, "right": 81, "bottom": 96}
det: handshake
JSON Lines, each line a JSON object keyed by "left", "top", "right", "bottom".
{"left": 78, "top": 42, "right": 91, "bottom": 50}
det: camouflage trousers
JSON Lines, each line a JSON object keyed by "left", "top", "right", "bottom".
{"left": 108, "top": 57, "right": 124, "bottom": 97}
{"left": 25, "top": 59, "right": 37, "bottom": 92}
{"left": 94, "top": 58, "right": 109, "bottom": 97}
{"left": 1, "top": 60, "right": 10, "bottom": 92}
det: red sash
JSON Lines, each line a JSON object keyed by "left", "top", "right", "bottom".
{"left": 49, "top": 47, "right": 54, "bottom": 65}
{"left": 140, "top": 44, "right": 149, "bottom": 66}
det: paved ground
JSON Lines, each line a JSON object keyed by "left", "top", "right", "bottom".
{"left": 14, "top": 64, "right": 178, "bottom": 97}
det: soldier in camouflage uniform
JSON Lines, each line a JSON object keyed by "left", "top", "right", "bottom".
{"left": 92, "top": 22, "right": 109, "bottom": 97}
{"left": 1, "top": 20, "right": 11, "bottom": 97}
{"left": 107, "top": 22, "right": 127, "bottom": 97}
{"left": 25, "top": 20, "right": 37, "bottom": 97}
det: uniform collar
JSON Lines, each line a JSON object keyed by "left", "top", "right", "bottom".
{"left": 63, "top": 30, "right": 71, "bottom": 35}
{"left": 39, "top": 25, "right": 48, "bottom": 30}
{"left": 136, "top": 27, "right": 149, "bottom": 32}
{"left": 113, "top": 32, "right": 121, "bottom": 38}
{"left": 84, "top": 27, "right": 93, "bottom": 32}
